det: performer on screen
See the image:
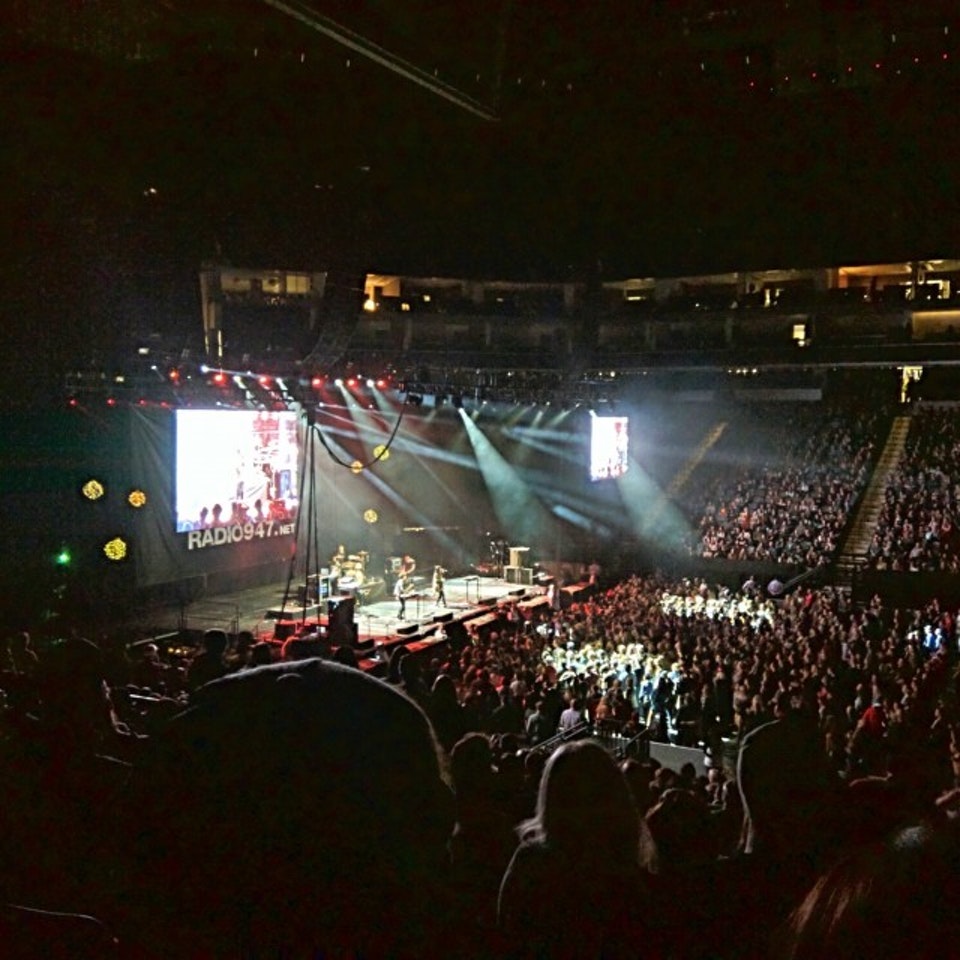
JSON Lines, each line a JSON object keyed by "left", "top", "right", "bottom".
{"left": 395, "top": 573, "right": 410, "bottom": 619}
{"left": 433, "top": 565, "right": 447, "bottom": 608}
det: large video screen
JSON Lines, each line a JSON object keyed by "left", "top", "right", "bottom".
{"left": 589, "top": 414, "right": 629, "bottom": 481}
{"left": 175, "top": 410, "right": 300, "bottom": 533}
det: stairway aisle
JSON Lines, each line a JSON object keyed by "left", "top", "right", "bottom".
{"left": 835, "top": 413, "right": 913, "bottom": 586}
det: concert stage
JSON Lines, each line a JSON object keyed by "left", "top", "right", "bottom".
{"left": 139, "top": 574, "right": 563, "bottom": 669}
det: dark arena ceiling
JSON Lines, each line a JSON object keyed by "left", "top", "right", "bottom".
{"left": 3, "top": 0, "right": 960, "bottom": 397}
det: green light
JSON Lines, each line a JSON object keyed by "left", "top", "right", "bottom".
{"left": 55, "top": 549, "right": 71, "bottom": 567}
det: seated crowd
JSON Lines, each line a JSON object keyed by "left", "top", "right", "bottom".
{"left": 3, "top": 565, "right": 960, "bottom": 958}
{"left": 682, "top": 403, "right": 885, "bottom": 566}
{"left": 867, "top": 406, "right": 960, "bottom": 571}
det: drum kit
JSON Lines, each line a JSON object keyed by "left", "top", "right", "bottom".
{"left": 333, "top": 550, "right": 369, "bottom": 592}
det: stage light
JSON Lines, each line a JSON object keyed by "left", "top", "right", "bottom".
{"left": 82, "top": 479, "right": 105, "bottom": 501}
{"left": 363, "top": 508, "right": 379, "bottom": 523}
{"left": 128, "top": 489, "right": 147, "bottom": 508}
{"left": 351, "top": 460, "right": 364, "bottom": 474}
{"left": 376, "top": 378, "right": 387, "bottom": 389}
{"left": 55, "top": 547, "right": 72, "bottom": 567}
{"left": 212, "top": 371, "right": 227, "bottom": 386}
{"left": 366, "top": 378, "right": 375, "bottom": 388}
{"left": 106, "top": 397, "right": 117, "bottom": 407}
{"left": 373, "top": 444, "right": 390, "bottom": 461}
{"left": 258, "top": 375, "right": 272, "bottom": 387}
{"left": 335, "top": 378, "right": 344, "bottom": 387}
{"left": 311, "top": 376, "right": 324, "bottom": 389}
{"left": 347, "top": 377, "right": 357, "bottom": 388}
{"left": 103, "top": 537, "right": 128, "bottom": 561}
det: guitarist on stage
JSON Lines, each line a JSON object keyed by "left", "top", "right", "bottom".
{"left": 395, "top": 573, "right": 411, "bottom": 619}
{"left": 433, "top": 565, "right": 447, "bottom": 608}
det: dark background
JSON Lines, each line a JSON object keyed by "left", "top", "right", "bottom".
{"left": 3, "top": 1, "right": 960, "bottom": 395}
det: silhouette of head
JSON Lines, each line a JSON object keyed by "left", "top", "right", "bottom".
{"left": 123, "top": 659, "right": 454, "bottom": 957}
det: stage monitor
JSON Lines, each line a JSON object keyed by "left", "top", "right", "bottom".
{"left": 174, "top": 409, "right": 300, "bottom": 537}
{"left": 589, "top": 413, "right": 629, "bottom": 481}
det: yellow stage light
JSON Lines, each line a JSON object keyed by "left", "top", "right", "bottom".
{"left": 82, "top": 479, "right": 105, "bottom": 501}
{"left": 103, "top": 537, "right": 128, "bottom": 561}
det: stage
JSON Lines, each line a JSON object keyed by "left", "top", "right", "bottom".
{"left": 133, "top": 574, "right": 578, "bottom": 666}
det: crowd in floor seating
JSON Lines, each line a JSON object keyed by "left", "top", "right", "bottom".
{"left": 867, "top": 405, "right": 960, "bottom": 572}
{"left": 3, "top": 565, "right": 960, "bottom": 958}
{"left": 683, "top": 404, "right": 885, "bottom": 566}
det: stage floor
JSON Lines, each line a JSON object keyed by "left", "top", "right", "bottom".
{"left": 140, "top": 574, "right": 537, "bottom": 645}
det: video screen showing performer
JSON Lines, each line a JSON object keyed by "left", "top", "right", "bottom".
{"left": 175, "top": 410, "right": 300, "bottom": 532}
{"left": 589, "top": 414, "right": 629, "bottom": 481}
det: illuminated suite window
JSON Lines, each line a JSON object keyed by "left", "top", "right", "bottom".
{"left": 287, "top": 274, "right": 310, "bottom": 294}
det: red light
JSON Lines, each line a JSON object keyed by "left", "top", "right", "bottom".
{"left": 213, "top": 372, "right": 227, "bottom": 386}
{"left": 138, "top": 398, "right": 147, "bottom": 406}
{"left": 311, "top": 376, "right": 323, "bottom": 388}
{"left": 376, "top": 379, "right": 387, "bottom": 389}
{"left": 914, "top": 56, "right": 920, "bottom": 64}
{"left": 811, "top": 71, "right": 817, "bottom": 79}
{"left": 847, "top": 65, "right": 853, "bottom": 72}
{"left": 68, "top": 397, "right": 78, "bottom": 408}
{"left": 107, "top": 397, "right": 117, "bottom": 407}
{"left": 874, "top": 61, "right": 881, "bottom": 69}
{"left": 169, "top": 369, "right": 180, "bottom": 381}
{"left": 258, "top": 375, "right": 271, "bottom": 387}
{"left": 347, "top": 377, "right": 357, "bottom": 387}
{"left": 944, "top": 52, "right": 950, "bottom": 60}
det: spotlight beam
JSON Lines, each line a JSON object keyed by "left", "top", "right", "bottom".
{"left": 460, "top": 409, "right": 558, "bottom": 549}
{"left": 363, "top": 470, "right": 464, "bottom": 560}
{"left": 615, "top": 456, "right": 692, "bottom": 549}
